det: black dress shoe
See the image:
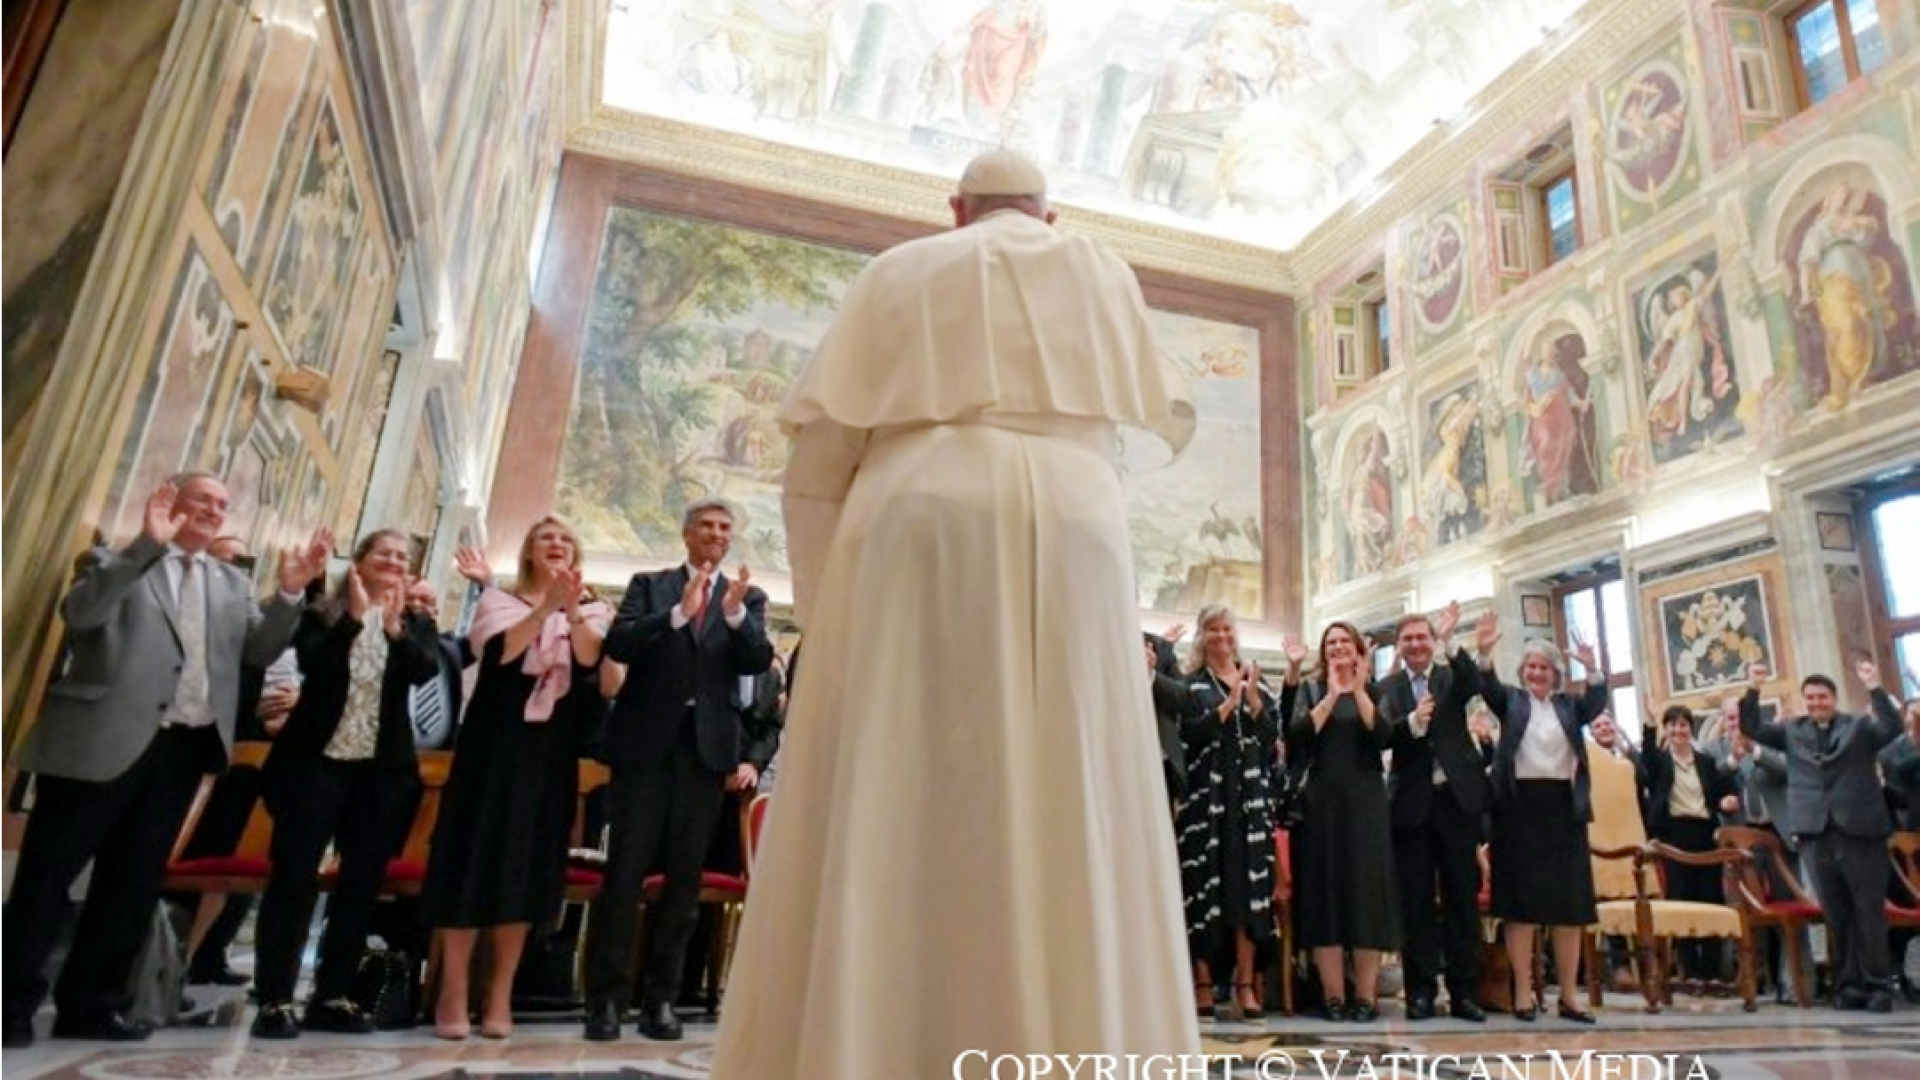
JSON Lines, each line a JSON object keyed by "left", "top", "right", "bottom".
{"left": 1557, "top": 1001, "right": 1597, "bottom": 1024}
{"left": 302, "top": 998, "right": 374, "bottom": 1034}
{"left": 636, "top": 1000, "right": 683, "bottom": 1041}
{"left": 3, "top": 1012, "right": 34, "bottom": 1049}
{"left": 583, "top": 1000, "right": 621, "bottom": 1041}
{"left": 1866, "top": 990, "right": 1895, "bottom": 1014}
{"left": 188, "top": 963, "right": 250, "bottom": 987}
{"left": 250, "top": 1002, "right": 300, "bottom": 1040}
{"left": 1406, "top": 996, "right": 1435, "bottom": 1021}
{"left": 1835, "top": 985, "right": 1870, "bottom": 1010}
{"left": 1450, "top": 999, "right": 1487, "bottom": 1022}
{"left": 52, "top": 1011, "right": 154, "bottom": 1041}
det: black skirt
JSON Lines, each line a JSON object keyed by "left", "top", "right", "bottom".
{"left": 1490, "top": 779, "right": 1596, "bottom": 926}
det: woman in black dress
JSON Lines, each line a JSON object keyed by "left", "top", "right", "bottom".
{"left": 1168, "top": 605, "right": 1287, "bottom": 1020}
{"left": 1481, "top": 630, "right": 1621, "bottom": 1023}
{"left": 1640, "top": 704, "right": 1737, "bottom": 979}
{"left": 251, "top": 529, "right": 441, "bottom": 1039}
{"left": 424, "top": 516, "right": 611, "bottom": 1039}
{"left": 1288, "top": 620, "right": 1398, "bottom": 1022}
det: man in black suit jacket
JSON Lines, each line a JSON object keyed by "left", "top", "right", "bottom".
{"left": 1739, "top": 659, "right": 1904, "bottom": 1012}
{"left": 1382, "top": 602, "right": 1490, "bottom": 1021}
{"left": 584, "top": 499, "right": 774, "bottom": 1041}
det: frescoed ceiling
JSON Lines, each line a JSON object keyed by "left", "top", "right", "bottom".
{"left": 600, "top": 0, "right": 1594, "bottom": 252}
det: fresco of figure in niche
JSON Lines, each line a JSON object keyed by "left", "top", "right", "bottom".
{"left": 1516, "top": 331, "right": 1600, "bottom": 511}
{"left": 1633, "top": 252, "right": 1740, "bottom": 464}
{"left": 1782, "top": 176, "right": 1919, "bottom": 412}
{"left": 1420, "top": 384, "right": 1488, "bottom": 547}
{"left": 1341, "top": 424, "right": 1394, "bottom": 579}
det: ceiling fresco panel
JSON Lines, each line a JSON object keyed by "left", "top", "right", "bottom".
{"left": 601, "top": 0, "right": 1593, "bottom": 251}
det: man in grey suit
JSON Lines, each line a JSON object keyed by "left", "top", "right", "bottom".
{"left": 2, "top": 474, "right": 329, "bottom": 1047}
{"left": 1738, "top": 659, "right": 1905, "bottom": 1013}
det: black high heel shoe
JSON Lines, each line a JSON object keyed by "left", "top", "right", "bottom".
{"left": 1348, "top": 1000, "right": 1379, "bottom": 1022}
{"left": 1557, "top": 1001, "right": 1597, "bottom": 1024}
{"left": 1323, "top": 998, "right": 1348, "bottom": 1022}
{"left": 1512, "top": 1000, "right": 1539, "bottom": 1022}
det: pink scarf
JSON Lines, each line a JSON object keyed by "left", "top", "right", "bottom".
{"left": 469, "top": 586, "right": 612, "bottom": 722}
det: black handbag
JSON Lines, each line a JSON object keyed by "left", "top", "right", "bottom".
{"left": 1273, "top": 761, "right": 1311, "bottom": 830}
{"left": 351, "top": 949, "right": 417, "bottom": 1030}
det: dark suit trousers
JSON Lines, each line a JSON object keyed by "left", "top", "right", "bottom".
{"left": 3, "top": 726, "right": 214, "bottom": 1023}
{"left": 1392, "top": 784, "right": 1482, "bottom": 1002}
{"left": 1803, "top": 830, "right": 1893, "bottom": 990}
{"left": 253, "top": 759, "right": 392, "bottom": 1004}
{"left": 587, "top": 730, "right": 728, "bottom": 1007}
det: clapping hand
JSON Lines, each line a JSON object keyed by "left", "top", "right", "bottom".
{"left": 551, "top": 565, "right": 586, "bottom": 620}
{"left": 346, "top": 567, "right": 372, "bottom": 621}
{"left": 453, "top": 545, "right": 493, "bottom": 586}
{"left": 1243, "top": 661, "right": 1265, "bottom": 715}
{"left": 1329, "top": 657, "right": 1362, "bottom": 696}
{"left": 1570, "top": 635, "right": 1600, "bottom": 676}
{"left": 1475, "top": 610, "right": 1501, "bottom": 658}
{"left": 1282, "top": 633, "right": 1309, "bottom": 672}
{"left": 278, "top": 526, "right": 333, "bottom": 595}
{"left": 722, "top": 565, "right": 752, "bottom": 619}
{"left": 142, "top": 483, "right": 188, "bottom": 545}
{"left": 682, "top": 564, "right": 713, "bottom": 623}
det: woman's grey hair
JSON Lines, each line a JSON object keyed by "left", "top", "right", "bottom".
{"left": 1183, "top": 604, "right": 1237, "bottom": 675}
{"left": 682, "top": 497, "right": 736, "bottom": 529}
{"left": 1518, "top": 638, "right": 1565, "bottom": 683}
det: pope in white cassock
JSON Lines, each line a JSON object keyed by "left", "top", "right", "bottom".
{"left": 707, "top": 150, "right": 1202, "bottom": 1076}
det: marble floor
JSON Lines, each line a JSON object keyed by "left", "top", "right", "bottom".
{"left": 3, "top": 993, "right": 1918, "bottom": 1079}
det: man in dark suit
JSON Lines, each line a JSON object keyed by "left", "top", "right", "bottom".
{"left": 584, "top": 498, "right": 774, "bottom": 1041}
{"left": 1739, "top": 659, "right": 1904, "bottom": 1012}
{"left": 1144, "top": 623, "right": 1188, "bottom": 802}
{"left": 1382, "top": 601, "right": 1489, "bottom": 1021}
{"left": 2, "top": 475, "right": 329, "bottom": 1048}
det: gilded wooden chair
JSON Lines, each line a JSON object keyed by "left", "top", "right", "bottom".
{"left": 1715, "top": 824, "right": 1822, "bottom": 1007}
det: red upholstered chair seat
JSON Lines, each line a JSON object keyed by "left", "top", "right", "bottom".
{"left": 641, "top": 871, "right": 748, "bottom": 899}
{"left": 566, "top": 866, "right": 606, "bottom": 887}
{"left": 1763, "top": 900, "right": 1822, "bottom": 919}
{"left": 168, "top": 855, "right": 270, "bottom": 878}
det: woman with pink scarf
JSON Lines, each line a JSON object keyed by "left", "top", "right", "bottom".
{"left": 423, "top": 516, "right": 612, "bottom": 1039}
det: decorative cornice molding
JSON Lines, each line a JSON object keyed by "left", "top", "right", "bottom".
{"left": 564, "top": 107, "right": 1291, "bottom": 289}
{"left": 1290, "top": 0, "right": 1675, "bottom": 284}
{"left": 558, "top": 0, "right": 1673, "bottom": 293}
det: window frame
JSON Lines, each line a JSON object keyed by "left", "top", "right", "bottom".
{"left": 1550, "top": 571, "right": 1635, "bottom": 704}
{"left": 1785, "top": 0, "right": 1871, "bottom": 109}
{"left": 1856, "top": 476, "right": 1920, "bottom": 693}
{"left": 1538, "top": 168, "right": 1582, "bottom": 268}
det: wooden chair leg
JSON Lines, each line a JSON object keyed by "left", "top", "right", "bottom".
{"left": 1784, "top": 926, "right": 1811, "bottom": 1008}
{"left": 1633, "top": 933, "right": 1661, "bottom": 1012}
{"left": 1736, "top": 928, "right": 1758, "bottom": 1012}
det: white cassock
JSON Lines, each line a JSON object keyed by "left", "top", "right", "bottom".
{"left": 708, "top": 208, "right": 1200, "bottom": 1077}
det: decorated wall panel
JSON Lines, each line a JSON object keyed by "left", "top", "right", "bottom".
{"left": 1598, "top": 38, "right": 1702, "bottom": 234}
{"left": 1302, "top": 9, "right": 1920, "bottom": 611}
{"left": 96, "top": 0, "right": 398, "bottom": 560}
{"left": 554, "top": 199, "right": 1273, "bottom": 618}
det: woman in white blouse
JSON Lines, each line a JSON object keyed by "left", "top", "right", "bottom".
{"left": 251, "top": 530, "right": 441, "bottom": 1039}
{"left": 1478, "top": 625, "right": 1622, "bottom": 1023}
